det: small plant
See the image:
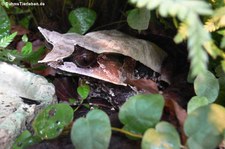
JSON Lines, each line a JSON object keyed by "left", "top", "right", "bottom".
{"left": 13, "top": 103, "right": 74, "bottom": 149}
{"left": 12, "top": 83, "right": 91, "bottom": 149}
{"left": 68, "top": 7, "right": 97, "bottom": 34}
{"left": 128, "top": 0, "right": 225, "bottom": 79}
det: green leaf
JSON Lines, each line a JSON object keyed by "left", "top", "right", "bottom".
{"left": 129, "top": 0, "right": 212, "bottom": 77}
{"left": 33, "top": 103, "right": 73, "bottom": 139}
{"left": 130, "top": 0, "right": 212, "bottom": 15}
{"left": 158, "top": 1, "right": 173, "bottom": 17}
{"left": 142, "top": 122, "right": 180, "bottom": 149}
{"left": 12, "top": 130, "right": 41, "bottom": 149}
{"left": 71, "top": 109, "right": 111, "bottom": 149}
{"left": 1, "top": 0, "right": 10, "bottom": 8}
{"left": 77, "top": 84, "right": 90, "bottom": 99}
{"left": 187, "top": 96, "right": 209, "bottom": 114}
{"left": 187, "top": 16, "right": 209, "bottom": 77}
{"left": 119, "top": 94, "right": 164, "bottom": 134}
{"left": 127, "top": 8, "right": 151, "bottom": 31}
{"left": 0, "top": 49, "right": 18, "bottom": 62}
{"left": 0, "top": 32, "right": 17, "bottom": 48}
{"left": 22, "top": 46, "right": 46, "bottom": 64}
{"left": 187, "top": 69, "right": 195, "bottom": 83}
{"left": 194, "top": 70, "right": 219, "bottom": 103}
{"left": 69, "top": 98, "right": 76, "bottom": 104}
{"left": 184, "top": 104, "right": 225, "bottom": 149}
{"left": 21, "top": 42, "right": 32, "bottom": 56}
{"left": 22, "top": 34, "right": 28, "bottom": 42}
{"left": 130, "top": 0, "right": 163, "bottom": 9}
{"left": 0, "top": 5, "right": 10, "bottom": 39}
{"left": 68, "top": 7, "right": 96, "bottom": 34}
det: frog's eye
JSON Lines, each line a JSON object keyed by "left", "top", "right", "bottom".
{"left": 71, "top": 45, "right": 98, "bottom": 68}
{"left": 157, "top": 80, "right": 169, "bottom": 91}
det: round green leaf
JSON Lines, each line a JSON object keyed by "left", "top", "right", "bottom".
{"left": 12, "top": 130, "right": 41, "bottom": 149}
{"left": 32, "top": 103, "right": 74, "bottom": 139}
{"left": 0, "top": 6, "right": 10, "bottom": 39}
{"left": 184, "top": 104, "right": 225, "bottom": 149}
{"left": 71, "top": 109, "right": 111, "bottom": 149}
{"left": 187, "top": 96, "right": 209, "bottom": 114}
{"left": 77, "top": 84, "right": 90, "bottom": 99}
{"left": 119, "top": 94, "right": 164, "bottom": 134}
{"left": 68, "top": 7, "right": 96, "bottom": 35}
{"left": 127, "top": 8, "right": 151, "bottom": 31}
{"left": 194, "top": 70, "right": 219, "bottom": 103}
{"left": 142, "top": 122, "right": 180, "bottom": 149}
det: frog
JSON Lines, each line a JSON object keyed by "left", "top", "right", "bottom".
{"left": 64, "top": 45, "right": 99, "bottom": 68}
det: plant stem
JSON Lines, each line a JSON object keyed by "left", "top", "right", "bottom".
{"left": 73, "top": 99, "right": 85, "bottom": 112}
{"left": 111, "top": 127, "right": 142, "bottom": 139}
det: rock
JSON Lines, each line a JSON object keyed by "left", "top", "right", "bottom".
{"left": 0, "top": 62, "right": 56, "bottom": 149}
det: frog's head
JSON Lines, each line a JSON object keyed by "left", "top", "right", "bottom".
{"left": 38, "top": 27, "right": 62, "bottom": 45}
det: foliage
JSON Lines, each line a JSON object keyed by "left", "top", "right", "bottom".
{"left": 187, "top": 96, "right": 209, "bottom": 114}
{"left": 32, "top": 103, "right": 73, "bottom": 139}
{"left": 128, "top": 0, "right": 224, "bottom": 78}
{"left": 0, "top": 32, "right": 17, "bottom": 49}
{"left": 68, "top": 7, "right": 97, "bottom": 34}
{"left": 21, "top": 42, "right": 32, "bottom": 55}
{"left": 13, "top": 103, "right": 73, "bottom": 149}
{"left": 77, "top": 83, "right": 91, "bottom": 99}
{"left": 13, "top": 83, "right": 225, "bottom": 149}
{"left": 142, "top": 122, "right": 180, "bottom": 149}
{"left": 12, "top": 130, "right": 41, "bottom": 149}
{"left": 184, "top": 104, "right": 225, "bottom": 149}
{"left": 127, "top": 8, "right": 151, "bottom": 31}
{"left": 0, "top": 0, "right": 9, "bottom": 8}
{"left": 0, "top": 41, "right": 45, "bottom": 65}
{"left": 71, "top": 110, "right": 111, "bottom": 149}
{"left": 0, "top": 7, "right": 45, "bottom": 65}
{"left": 194, "top": 70, "right": 219, "bottom": 103}
{"left": 119, "top": 94, "right": 164, "bottom": 134}
{"left": 0, "top": 5, "right": 10, "bottom": 39}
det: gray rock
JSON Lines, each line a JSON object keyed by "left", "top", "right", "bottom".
{"left": 0, "top": 62, "right": 56, "bottom": 149}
